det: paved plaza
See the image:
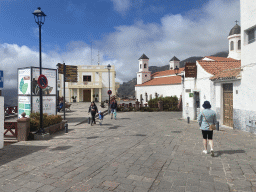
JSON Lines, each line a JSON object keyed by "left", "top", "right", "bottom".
{"left": 1, "top": 103, "right": 256, "bottom": 192}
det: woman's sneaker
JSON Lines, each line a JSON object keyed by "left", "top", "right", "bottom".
{"left": 202, "top": 150, "right": 207, "bottom": 154}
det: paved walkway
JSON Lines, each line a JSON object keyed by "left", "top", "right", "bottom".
{"left": 0, "top": 103, "right": 256, "bottom": 192}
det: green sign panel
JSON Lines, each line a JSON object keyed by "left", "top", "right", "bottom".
{"left": 189, "top": 93, "right": 194, "bottom": 97}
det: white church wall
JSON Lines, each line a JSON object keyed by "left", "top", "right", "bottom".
{"left": 232, "top": 0, "right": 256, "bottom": 133}
{"left": 135, "top": 84, "right": 182, "bottom": 104}
{"left": 182, "top": 62, "right": 213, "bottom": 120}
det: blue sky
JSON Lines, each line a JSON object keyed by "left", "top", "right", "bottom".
{"left": 1, "top": 0, "right": 209, "bottom": 52}
{"left": 0, "top": 0, "right": 240, "bottom": 86}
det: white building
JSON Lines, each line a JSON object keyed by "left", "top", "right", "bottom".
{"left": 183, "top": 1, "right": 256, "bottom": 134}
{"left": 135, "top": 54, "right": 184, "bottom": 103}
{"left": 58, "top": 65, "right": 116, "bottom": 103}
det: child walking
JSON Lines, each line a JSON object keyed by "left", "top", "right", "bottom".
{"left": 98, "top": 111, "right": 104, "bottom": 125}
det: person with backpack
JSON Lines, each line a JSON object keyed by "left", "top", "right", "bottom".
{"left": 88, "top": 101, "right": 98, "bottom": 126}
{"left": 198, "top": 101, "right": 217, "bottom": 156}
{"left": 110, "top": 100, "right": 117, "bottom": 119}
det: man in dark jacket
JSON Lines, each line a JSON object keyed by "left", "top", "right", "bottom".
{"left": 88, "top": 101, "right": 98, "bottom": 125}
{"left": 110, "top": 100, "right": 117, "bottom": 119}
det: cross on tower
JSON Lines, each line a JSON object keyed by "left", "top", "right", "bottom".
{"left": 235, "top": 20, "right": 239, "bottom": 24}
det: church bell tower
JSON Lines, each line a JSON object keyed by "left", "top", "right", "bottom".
{"left": 137, "top": 54, "right": 151, "bottom": 85}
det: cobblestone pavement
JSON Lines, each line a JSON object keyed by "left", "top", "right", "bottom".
{"left": 1, "top": 105, "right": 256, "bottom": 192}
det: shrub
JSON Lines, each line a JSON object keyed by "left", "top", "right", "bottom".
{"left": 148, "top": 96, "right": 179, "bottom": 111}
{"left": 30, "top": 112, "right": 63, "bottom": 132}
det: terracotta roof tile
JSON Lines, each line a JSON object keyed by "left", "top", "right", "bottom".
{"left": 198, "top": 60, "right": 241, "bottom": 75}
{"left": 210, "top": 67, "right": 241, "bottom": 80}
{"left": 135, "top": 76, "right": 182, "bottom": 87}
{"left": 152, "top": 68, "right": 185, "bottom": 77}
{"left": 202, "top": 56, "right": 237, "bottom": 61}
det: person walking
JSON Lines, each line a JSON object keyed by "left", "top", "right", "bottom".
{"left": 198, "top": 101, "right": 217, "bottom": 156}
{"left": 110, "top": 100, "right": 117, "bottom": 119}
{"left": 98, "top": 111, "right": 104, "bottom": 125}
{"left": 88, "top": 101, "right": 98, "bottom": 126}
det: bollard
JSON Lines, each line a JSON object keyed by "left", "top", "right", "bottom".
{"left": 216, "top": 121, "right": 219, "bottom": 131}
{"left": 65, "top": 123, "right": 68, "bottom": 133}
{"left": 187, "top": 117, "right": 190, "bottom": 124}
{"left": 88, "top": 117, "right": 91, "bottom": 124}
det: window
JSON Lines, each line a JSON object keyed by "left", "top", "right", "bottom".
{"left": 230, "top": 41, "right": 234, "bottom": 50}
{"left": 238, "top": 40, "right": 241, "bottom": 50}
{"left": 83, "top": 76, "right": 91, "bottom": 82}
{"left": 144, "top": 64, "right": 147, "bottom": 68}
{"left": 248, "top": 28, "right": 255, "bottom": 44}
{"left": 150, "top": 94, "right": 152, "bottom": 100}
{"left": 140, "top": 64, "right": 142, "bottom": 69}
{"left": 145, "top": 74, "right": 147, "bottom": 77}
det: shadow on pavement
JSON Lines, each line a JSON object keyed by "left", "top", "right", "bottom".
{"left": 119, "top": 118, "right": 131, "bottom": 120}
{"left": 50, "top": 146, "right": 73, "bottom": 151}
{"left": 109, "top": 125, "right": 123, "bottom": 129}
{"left": 214, "top": 149, "right": 245, "bottom": 157}
{"left": 0, "top": 145, "right": 48, "bottom": 166}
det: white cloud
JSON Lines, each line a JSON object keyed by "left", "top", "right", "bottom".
{"left": 97, "top": 0, "right": 240, "bottom": 82}
{"left": 0, "top": 42, "right": 122, "bottom": 89}
{"left": 111, "top": 0, "right": 131, "bottom": 14}
{"left": 0, "top": 0, "right": 241, "bottom": 89}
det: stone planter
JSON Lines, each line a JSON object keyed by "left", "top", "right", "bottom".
{"left": 30, "top": 120, "right": 67, "bottom": 140}
{"left": 44, "top": 120, "right": 67, "bottom": 134}
{"left": 17, "top": 118, "right": 30, "bottom": 141}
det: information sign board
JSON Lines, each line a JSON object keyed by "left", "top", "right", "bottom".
{"left": 185, "top": 63, "right": 197, "bottom": 78}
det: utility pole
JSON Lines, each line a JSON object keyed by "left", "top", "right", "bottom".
{"left": 63, "top": 62, "right": 66, "bottom": 120}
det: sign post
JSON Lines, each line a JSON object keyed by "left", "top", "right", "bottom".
{"left": 107, "top": 90, "right": 112, "bottom": 95}
{"left": 38, "top": 74, "right": 48, "bottom": 89}
{"left": 185, "top": 63, "right": 197, "bottom": 78}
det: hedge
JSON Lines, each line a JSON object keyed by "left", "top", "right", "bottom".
{"left": 30, "top": 112, "right": 63, "bottom": 132}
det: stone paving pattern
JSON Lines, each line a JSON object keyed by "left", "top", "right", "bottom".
{"left": 0, "top": 103, "right": 256, "bottom": 192}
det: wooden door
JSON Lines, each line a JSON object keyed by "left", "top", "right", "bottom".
{"left": 223, "top": 84, "right": 233, "bottom": 127}
{"left": 83, "top": 90, "right": 91, "bottom": 102}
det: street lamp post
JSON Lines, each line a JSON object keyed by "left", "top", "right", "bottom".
{"left": 33, "top": 7, "right": 46, "bottom": 134}
{"left": 174, "top": 66, "right": 179, "bottom": 75}
{"left": 107, "top": 64, "right": 111, "bottom": 114}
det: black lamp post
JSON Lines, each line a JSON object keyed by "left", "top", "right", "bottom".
{"left": 33, "top": 7, "right": 46, "bottom": 134}
{"left": 107, "top": 64, "right": 111, "bottom": 114}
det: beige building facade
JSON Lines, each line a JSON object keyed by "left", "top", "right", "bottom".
{"left": 58, "top": 65, "right": 116, "bottom": 103}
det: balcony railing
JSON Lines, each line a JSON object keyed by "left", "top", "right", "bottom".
{"left": 70, "top": 81, "right": 101, "bottom": 86}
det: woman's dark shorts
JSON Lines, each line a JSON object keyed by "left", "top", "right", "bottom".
{"left": 202, "top": 130, "right": 213, "bottom": 140}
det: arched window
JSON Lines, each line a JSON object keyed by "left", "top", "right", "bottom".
{"left": 140, "top": 64, "right": 142, "bottom": 69}
{"left": 140, "top": 94, "right": 143, "bottom": 103}
{"left": 144, "top": 64, "right": 147, "bottom": 68}
{"left": 150, "top": 94, "right": 152, "bottom": 100}
{"left": 230, "top": 41, "right": 234, "bottom": 50}
{"left": 238, "top": 40, "right": 241, "bottom": 50}
{"left": 145, "top": 93, "right": 148, "bottom": 102}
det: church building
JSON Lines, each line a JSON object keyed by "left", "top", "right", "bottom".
{"left": 182, "top": 22, "right": 241, "bottom": 126}
{"left": 135, "top": 54, "right": 184, "bottom": 103}
{"left": 183, "top": 0, "right": 256, "bottom": 134}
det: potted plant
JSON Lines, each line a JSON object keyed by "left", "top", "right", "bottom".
{"left": 71, "top": 96, "right": 77, "bottom": 103}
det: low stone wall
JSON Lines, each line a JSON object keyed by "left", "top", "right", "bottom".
{"left": 44, "top": 120, "right": 67, "bottom": 134}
